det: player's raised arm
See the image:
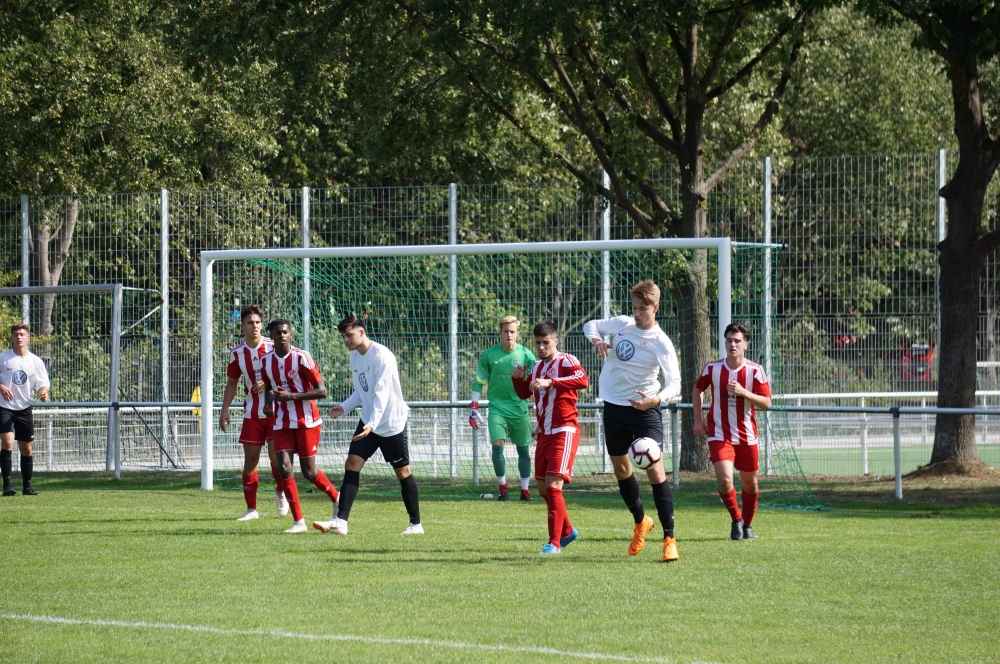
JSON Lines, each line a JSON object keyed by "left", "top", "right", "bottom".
{"left": 330, "top": 390, "right": 362, "bottom": 419}
{"left": 583, "top": 315, "right": 632, "bottom": 358}
{"left": 511, "top": 363, "right": 533, "bottom": 400}
{"left": 550, "top": 356, "right": 588, "bottom": 391}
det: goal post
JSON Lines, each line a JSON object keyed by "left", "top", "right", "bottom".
{"left": 198, "top": 238, "right": 734, "bottom": 491}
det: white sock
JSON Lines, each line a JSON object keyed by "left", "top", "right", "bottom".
{"left": 520, "top": 477, "right": 530, "bottom": 491}
{"left": 497, "top": 476, "right": 506, "bottom": 486}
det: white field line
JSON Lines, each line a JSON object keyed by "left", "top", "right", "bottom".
{"left": 1, "top": 613, "right": 722, "bottom": 664}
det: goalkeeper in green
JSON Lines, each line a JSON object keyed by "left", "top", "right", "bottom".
{"left": 470, "top": 316, "right": 536, "bottom": 501}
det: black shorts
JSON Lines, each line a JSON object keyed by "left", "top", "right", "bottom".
{"left": 347, "top": 420, "right": 410, "bottom": 469}
{"left": 0, "top": 407, "right": 34, "bottom": 442}
{"left": 602, "top": 402, "right": 663, "bottom": 457}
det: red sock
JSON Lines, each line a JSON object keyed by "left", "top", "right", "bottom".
{"left": 547, "top": 487, "right": 566, "bottom": 548}
{"left": 561, "top": 513, "right": 574, "bottom": 537}
{"left": 742, "top": 491, "right": 759, "bottom": 526}
{"left": 720, "top": 488, "right": 742, "bottom": 521}
{"left": 311, "top": 470, "right": 340, "bottom": 503}
{"left": 283, "top": 476, "right": 303, "bottom": 521}
{"left": 270, "top": 464, "right": 285, "bottom": 493}
{"left": 242, "top": 471, "right": 258, "bottom": 510}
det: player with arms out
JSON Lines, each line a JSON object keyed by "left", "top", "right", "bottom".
{"left": 583, "top": 280, "right": 681, "bottom": 562}
{"left": 692, "top": 323, "right": 771, "bottom": 541}
{"left": 511, "top": 321, "right": 588, "bottom": 555}
{"left": 1, "top": 325, "right": 49, "bottom": 497}
{"left": 219, "top": 305, "right": 289, "bottom": 521}
{"left": 261, "top": 320, "right": 340, "bottom": 533}
{"left": 469, "top": 316, "right": 536, "bottom": 501}
{"left": 316, "top": 315, "right": 423, "bottom": 536}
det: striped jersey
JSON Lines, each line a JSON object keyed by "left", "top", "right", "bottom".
{"left": 226, "top": 338, "right": 274, "bottom": 419}
{"left": 694, "top": 359, "right": 771, "bottom": 445}
{"left": 512, "top": 352, "right": 588, "bottom": 435}
{"left": 260, "top": 346, "right": 323, "bottom": 430}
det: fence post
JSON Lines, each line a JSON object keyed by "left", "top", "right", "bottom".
{"left": 45, "top": 415, "right": 53, "bottom": 471}
{"left": 431, "top": 410, "right": 439, "bottom": 478}
{"left": 936, "top": 149, "right": 946, "bottom": 360}
{"left": 21, "top": 195, "right": 31, "bottom": 325}
{"left": 893, "top": 406, "right": 902, "bottom": 499}
{"left": 982, "top": 394, "right": 989, "bottom": 445}
{"left": 109, "top": 284, "right": 123, "bottom": 477}
{"left": 921, "top": 396, "right": 928, "bottom": 447}
{"left": 448, "top": 183, "right": 458, "bottom": 477}
{"left": 796, "top": 397, "right": 803, "bottom": 447}
{"left": 763, "top": 157, "right": 774, "bottom": 475}
{"left": 860, "top": 396, "right": 869, "bottom": 475}
{"left": 670, "top": 404, "right": 680, "bottom": 490}
{"left": 301, "top": 186, "right": 311, "bottom": 354}
{"left": 160, "top": 189, "right": 170, "bottom": 467}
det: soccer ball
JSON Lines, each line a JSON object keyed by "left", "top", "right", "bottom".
{"left": 629, "top": 437, "right": 662, "bottom": 470}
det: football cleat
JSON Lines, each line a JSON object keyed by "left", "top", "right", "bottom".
{"left": 275, "top": 490, "right": 290, "bottom": 517}
{"left": 401, "top": 522, "right": 424, "bottom": 535}
{"left": 21, "top": 487, "right": 38, "bottom": 496}
{"left": 330, "top": 518, "right": 349, "bottom": 535}
{"left": 662, "top": 536, "right": 679, "bottom": 562}
{"left": 236, "top": 509, "right": 260, "bottom": 521}
{"left": 731, "top": 518, "right": 745, "bottom": 541}
{"left": 628, "top": 515, "right": 655, "bottom": 556}
{"left": 559, "top": 527, "right": 579, "bottom": 549}
{"left": 498, "top": 483, "right": 509, "bottom": 501}
{"left": 284, "top": 519, "right": 308, "bottom": 533}
{"left": 312, "top": 519, "right": 332, "bottom": 533}
{"left": 540, "top": 543, "right": 562, "bottom": 555}
{"left": 742, "top": 525, "right": 756, "bottom": 540}
{"left": 520, "top": 489, "right": 532, "bottom": 501}
{"left": 3, "top": 483, "right": 16, "bottom": 497}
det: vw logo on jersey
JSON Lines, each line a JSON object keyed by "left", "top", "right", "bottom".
{"left": 11, "top": 370, "right": 27, "bottom": 386}
{"left": 359, "top": 373, "right": 369, "bottom": 392}
{"left": 615, "top": 339, "right": 636, "bottom": 361}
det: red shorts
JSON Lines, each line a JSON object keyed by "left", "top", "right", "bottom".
{"left": 238, "top": 417, "right": 274, "bottom": 445}
{"left": 534, "top": 428, "right": 579, "bottom": 483}
{"left": 273, "top": 425, "right": 321, "bottom": 458}
{"left": 709, "top": 440, "right": 759, "bottom": 473}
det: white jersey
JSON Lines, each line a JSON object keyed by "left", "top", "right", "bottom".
{"left": 0, "top": 349, "right": 50, "bottom": 411}
{"left": 582, "top": 316, "right": 681, "bottom": 407}
{"left": 339, "top": 341, "right": 410, "bottom": 437}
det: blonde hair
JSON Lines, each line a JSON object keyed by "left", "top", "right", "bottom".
{"left": 498, "top": 316, "right": 520, "bottom": 331}
{"left": 629, "top": 280, "right": 660, "bottom": 306}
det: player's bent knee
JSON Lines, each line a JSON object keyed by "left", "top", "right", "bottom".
{"left": 344, "top": 455, "right": 365, "bottom": 472}
{"left": 394, "top": 465, "right": 411, "bottom": 480}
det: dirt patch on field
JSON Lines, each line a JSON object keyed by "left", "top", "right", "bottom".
{"left": 905, "top": 460, "right": 1000, "bottom": 480}
{"left": 805, "top": 469, "right": 1000, "bottom": 507}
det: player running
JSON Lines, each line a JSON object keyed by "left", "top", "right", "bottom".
{"left": 316, "top": 315, "right": 423, "bottom": 536}
{"left": 583, "top": 280, "right": 681, "bottom": 562}
{"left": 219, "top": 305, "right": 289, "bottom": 521}
{"left": 511, "top": 321, "right": 588, "bottom": 555}
{"left": 692, "top": 323, "right": 771, "bottom": 541}
{"left": 1, "top": 325, "right": 50, "bottom": 497}
{"left": 261, "top": 320, "right": 340, "bottom": 533}
{"left": 469, "top": 316, "right": 537, "bottom": 501}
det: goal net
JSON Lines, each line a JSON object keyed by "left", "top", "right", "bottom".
{"left": 201, "top": 240, "right": 819, "bottom": 508}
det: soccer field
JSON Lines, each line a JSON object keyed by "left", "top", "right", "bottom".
{"left": 1, "top": 474, "right": 998, "bottom": 664}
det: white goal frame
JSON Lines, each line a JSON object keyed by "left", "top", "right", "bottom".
{"left": 198, "top": 238, "right": 733, "bottom": 490}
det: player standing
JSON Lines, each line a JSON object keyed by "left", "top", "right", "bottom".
{"left": 692, "top": 323, "right": 771, "bottom": 541}
{"left": 469, "top": 316, "right": 536, "bottom": 501}
{"left": 1, "top": 325, "right": 50, "bottom": 497}
{"left": 219, "top": 305, "right": 289, "bottom": 521}
{"left": 261, "top": 320, "right": 340, "bottom": 533}
{"left": 583, "top": 280, "right": 681, "bottom": 562}
{"left": 511, "top": 321, "right": 588, "bottom": 555}
{"left": 315, "top": 315, "right": 423, "bottom": 535}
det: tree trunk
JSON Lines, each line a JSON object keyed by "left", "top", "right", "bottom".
{"left": 32, "top": 197, "right": 78, "bottom": 360}
{"left": 677, "top": 247, "right": 713, "bottom": 470}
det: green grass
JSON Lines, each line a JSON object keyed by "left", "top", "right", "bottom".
{"left": 1, "top": 473, "right": 998, "bottom": 663}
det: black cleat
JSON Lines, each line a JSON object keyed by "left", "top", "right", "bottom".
{"left": 742, "top": 525, "right": 756, "bottom": 540}
{"left": 3, "top": 486, "right": 16, "bottom": 497}
{"left": 520, "top": 489, "right": 532, "bottom": 501}
{"left": 22, "top": 487, "right": 38, "bottom": 496}
{"left": 731, "top": 518, "right": 744, "bottom": 541}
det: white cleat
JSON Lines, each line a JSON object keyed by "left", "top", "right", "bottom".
{"left": 275, "top": 490, "right": 289, "bottom": 517}
{"left": 284, "top": 519, "right": 307, "bottom": 533}
{"left": 401, "top": 522, "right": 424, "bottom": 535}
{"left": 328, "top": 517, "right": 348, "bottom": 535}
{"left": 236, "top": 509, "right": 260, "bottom": 521}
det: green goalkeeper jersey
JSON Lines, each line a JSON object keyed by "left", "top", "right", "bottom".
{"left": 472, "top": 343, "right": 536, "bottom": 417}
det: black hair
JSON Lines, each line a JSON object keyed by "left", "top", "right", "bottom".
{"left": 533, "top": 321, "right": 558, "bottom": 337}
{"left": 724, "top": 322, "right": 751, "bottom": 342}
{"left": 337, "top": 314, "right": 366, "bottom": 334}
{"left": 267, "top": 319, "right": 291, "bottom": 333}
{"left": 240, "top": 304, "right": 264, "bottom": 323}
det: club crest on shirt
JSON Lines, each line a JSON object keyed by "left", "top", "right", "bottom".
{"left": 287, "top": 369, "right": 298, "bottom": 381}
{"left": 359, "top": 373, "right": 369, "bottom": 392}
{"left": 615, "top": 339, "right": 635, "bottom": 361}
{"left": 12, "top": 370, "right": 27, "bottom": 386}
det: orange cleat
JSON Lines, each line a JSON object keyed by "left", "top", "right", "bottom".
{"left": 662, "top": 536, "right": 679, "bottom": 562}
{"left": 628, "top": 515, "right": 655, "bottom": 556}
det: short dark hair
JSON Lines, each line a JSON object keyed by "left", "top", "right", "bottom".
{"left": 724, "top": 322, "right": 751, "bottom": 342}
{"left": 240, "top": 304, "right": 263, "bottom": 323}
{"left": 267, "top": 319, "right": 291, "bottom": 333}
{"left": 533, "top": 321, "right": 558, "bottom": 338}
{"left": 10, "top": 324, "right": 29, "bottom": 335}
{"left": 337, "top": 314, "right": 366, "bottom": 334}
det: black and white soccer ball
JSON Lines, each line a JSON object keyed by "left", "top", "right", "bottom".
{"left": 628, "top": 437, "right": 663, "bottom": 470}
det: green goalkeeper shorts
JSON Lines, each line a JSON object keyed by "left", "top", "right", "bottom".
{"left": 487, "top": 410, "right": 533, "bottom": 447}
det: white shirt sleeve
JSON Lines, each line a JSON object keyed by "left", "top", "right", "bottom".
{"left": 365, "top": 351, "right": 393, "bottom": 430}
{"left": 340, "top": 390, "right": 362, "bottom": 413}
{"left": 582, "top": 316, "right": 634, "bottom": 342}
{"left": 655, "top": 335, "right": 681, "bottom": 403}
{"left": 34, "top": 356, "right": 50, "bottom": 390}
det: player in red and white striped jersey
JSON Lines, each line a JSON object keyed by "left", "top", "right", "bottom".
{"left": 512, "top": 321, "right": 588, "bottom": 555}
{"left": 692, "top": 322, "right": 772, "bottom": 541}
{"left": 261, "top": 320, "right": 339, "bottom": 534}
{"left": 219, "top": 305, "right": 287, "bottom": 522}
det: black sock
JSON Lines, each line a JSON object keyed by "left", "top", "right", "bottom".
{"left": 618, "top": 474, "right": 645, "bottom": 524}
{"left": 1, "top": 449, "right": 11, "bottom": 483}
{"left": 651, "top": 481, "right": 675, "bottom": 538}
{"left": 21, "top": 455, "right": 33, "bottom": 489}
{"left": 399, "top": 475, "right": 420, "bottom": 525}
{"left": 337, "top": 470, "right": 360, "bottom": 521}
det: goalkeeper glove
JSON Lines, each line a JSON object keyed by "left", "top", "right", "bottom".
{"left": 469, "top": 402, "right": 484, "bottom": 429}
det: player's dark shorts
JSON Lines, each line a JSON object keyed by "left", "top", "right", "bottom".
{"left": 348, "top": 420, "right": 410, "bottom": 468}
{"left": 0, "top": 407, "right": 34, "bottom": 442}
{"left": 602, "top": 402, "right": 663, "bottom": 457}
